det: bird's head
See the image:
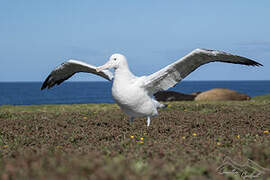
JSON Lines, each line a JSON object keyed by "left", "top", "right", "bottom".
{"left": 96, "top": 54, "right": 127, "bottom": 72}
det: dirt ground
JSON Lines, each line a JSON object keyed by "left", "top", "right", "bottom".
{"left": 0, "top": 101, "right": 270, "bottom": 179}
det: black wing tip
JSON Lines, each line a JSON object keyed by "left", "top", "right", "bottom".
{"left": 232, "top": 60, "right": 263, "bottom": 67}
{"left": 41, "top": 74, "right": 51, "bottom": 90}
{"left": 245, "top": 59, "right": 263, "bottom": 67}
{"left": 254, "top": 62, "right": 263, "bottom": 67}
{"left": 41, "top": 73, "right": 74, "bottom": 90}
{"left": 41, "top": 74, "right": 57, "bottom": 90}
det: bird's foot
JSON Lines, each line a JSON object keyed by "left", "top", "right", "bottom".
{"left": 147, "top": 117, "right": 151, "bottom": 127}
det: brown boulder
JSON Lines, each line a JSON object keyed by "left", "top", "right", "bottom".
{"left": 191, "top": 91, "right": 202, "bottom": 96}
{"left": 195, "top": 88, "right": 251, "bottom": 101}
{"left": 154, "top": 91, "right": 196, "bottom": 101}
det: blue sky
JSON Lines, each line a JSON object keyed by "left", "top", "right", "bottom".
{"left": 0, "top": 0, "right": 269, "bottom": 81}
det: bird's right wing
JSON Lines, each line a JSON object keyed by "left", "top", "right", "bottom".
{"left": 143, "top": 48, "right": 262, "bottom": 95}
{"left": 41, "top": 59, "right": 114, "bottom": 90}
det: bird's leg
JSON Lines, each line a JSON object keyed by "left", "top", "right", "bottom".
{"left": 147, "top": 116, "right": 151, "bottom": 127}
{"left": 129, "top": 117, "right": 134, "bottom": 123}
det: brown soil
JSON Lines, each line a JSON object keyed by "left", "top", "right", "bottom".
{"left": 0, "top": 102, "right": 270, "bottom": 179}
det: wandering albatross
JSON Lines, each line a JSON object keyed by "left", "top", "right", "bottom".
{"left": 41, "top": 48, "right": 262, "bottom": 126}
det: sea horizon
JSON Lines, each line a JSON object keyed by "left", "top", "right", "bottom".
{"left": 1, "top": 80, "right": 269, "bottom": 106}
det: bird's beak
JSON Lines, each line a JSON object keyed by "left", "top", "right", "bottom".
{"left": 96, "top": 61, "right": 112, "bottom": 72}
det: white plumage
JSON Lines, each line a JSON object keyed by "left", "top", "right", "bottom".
{"left": 42, "top": 48, "right": 262, "bottom": 126}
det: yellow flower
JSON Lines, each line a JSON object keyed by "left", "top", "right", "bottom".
{"left": 264, "top": 130, "right": 269, "bottom": 134}
{"left": 182, "top": 136, "right": 186, "bottom": 139}
{"left": 3, "top": 145, "right": 8, "bottom": 148}
{"left": 140, "top": 141, "right": 144, "bottom": 144}
{"left": 236, "top": 135, "right": 240, "bottom": 139}
{"left": 140, "top": 137, "right": 144, "bottom": 141}
{"left": 217, "top": 142, "right": 221, "bottom": 146}
{"left": 168, "top": 104, "right": 172, "bottom": 108}
{"left": 193, "top": 133, "right": 197, "bottom": 137}
{"left": 130, "top": 136, "right": 134, "bottom": 139}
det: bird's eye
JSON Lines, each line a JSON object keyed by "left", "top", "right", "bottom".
{"left": 114, "top": 58, "right": 117, "bottom": 61}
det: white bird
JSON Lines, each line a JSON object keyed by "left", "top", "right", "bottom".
{"left": 41, "top": 48, "right": 262, "bottom": 126}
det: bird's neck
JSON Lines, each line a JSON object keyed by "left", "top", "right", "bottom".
{"left": 114, "top": 65, "right": 135, "bottom": 82}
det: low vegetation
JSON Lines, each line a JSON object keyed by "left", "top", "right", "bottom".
{"left": 0, "top": 95, "right": 270, "bottom": 179}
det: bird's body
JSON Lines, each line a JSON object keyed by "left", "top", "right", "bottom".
{"left": 110, "top": 58, "right": 160, "bottom": 123}
{"left": 112, "top": 75, "right": 158, "bottom": 118}
{"left": 41, "top": 49, "right": 262, "bottom": 126}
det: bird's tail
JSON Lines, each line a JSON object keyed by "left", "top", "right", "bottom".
{"left": 158, "top": 103, "right": 168, "bottom": 109}
{"left": 152, "top": 98, "right": 168, "bottom": 109}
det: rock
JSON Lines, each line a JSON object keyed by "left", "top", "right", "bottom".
{"left": 191, "top": 91, "right": 202, "bottom": 96}
{"left": 195, "top": 88, "right": 251, "bottom": 101}
{"left": 154, "top": 91, "right": 196, "bottom": 101}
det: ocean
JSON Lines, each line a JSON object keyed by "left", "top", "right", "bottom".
{"left": 0, "top": 81, "right": 269, "bottom": 106}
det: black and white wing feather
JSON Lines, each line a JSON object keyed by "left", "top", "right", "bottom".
{"left": 41, "top": 59, "right": 114, "bottom": 90}
{"left": 143, "top": 48, "right": 262, "bottom": 95}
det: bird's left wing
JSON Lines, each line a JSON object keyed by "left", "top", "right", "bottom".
{"left": 41, "top": 59, "right": 114, "bottom": 90}
{"left": 143, "top": 48, "right": 262, "bottom": 95}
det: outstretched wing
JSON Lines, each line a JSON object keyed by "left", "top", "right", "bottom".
{"left": 143, "top": 48, "right": 262, "bottom": 95}
{"left": 41, "top": 59, "right": 114, "bottom": 90}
